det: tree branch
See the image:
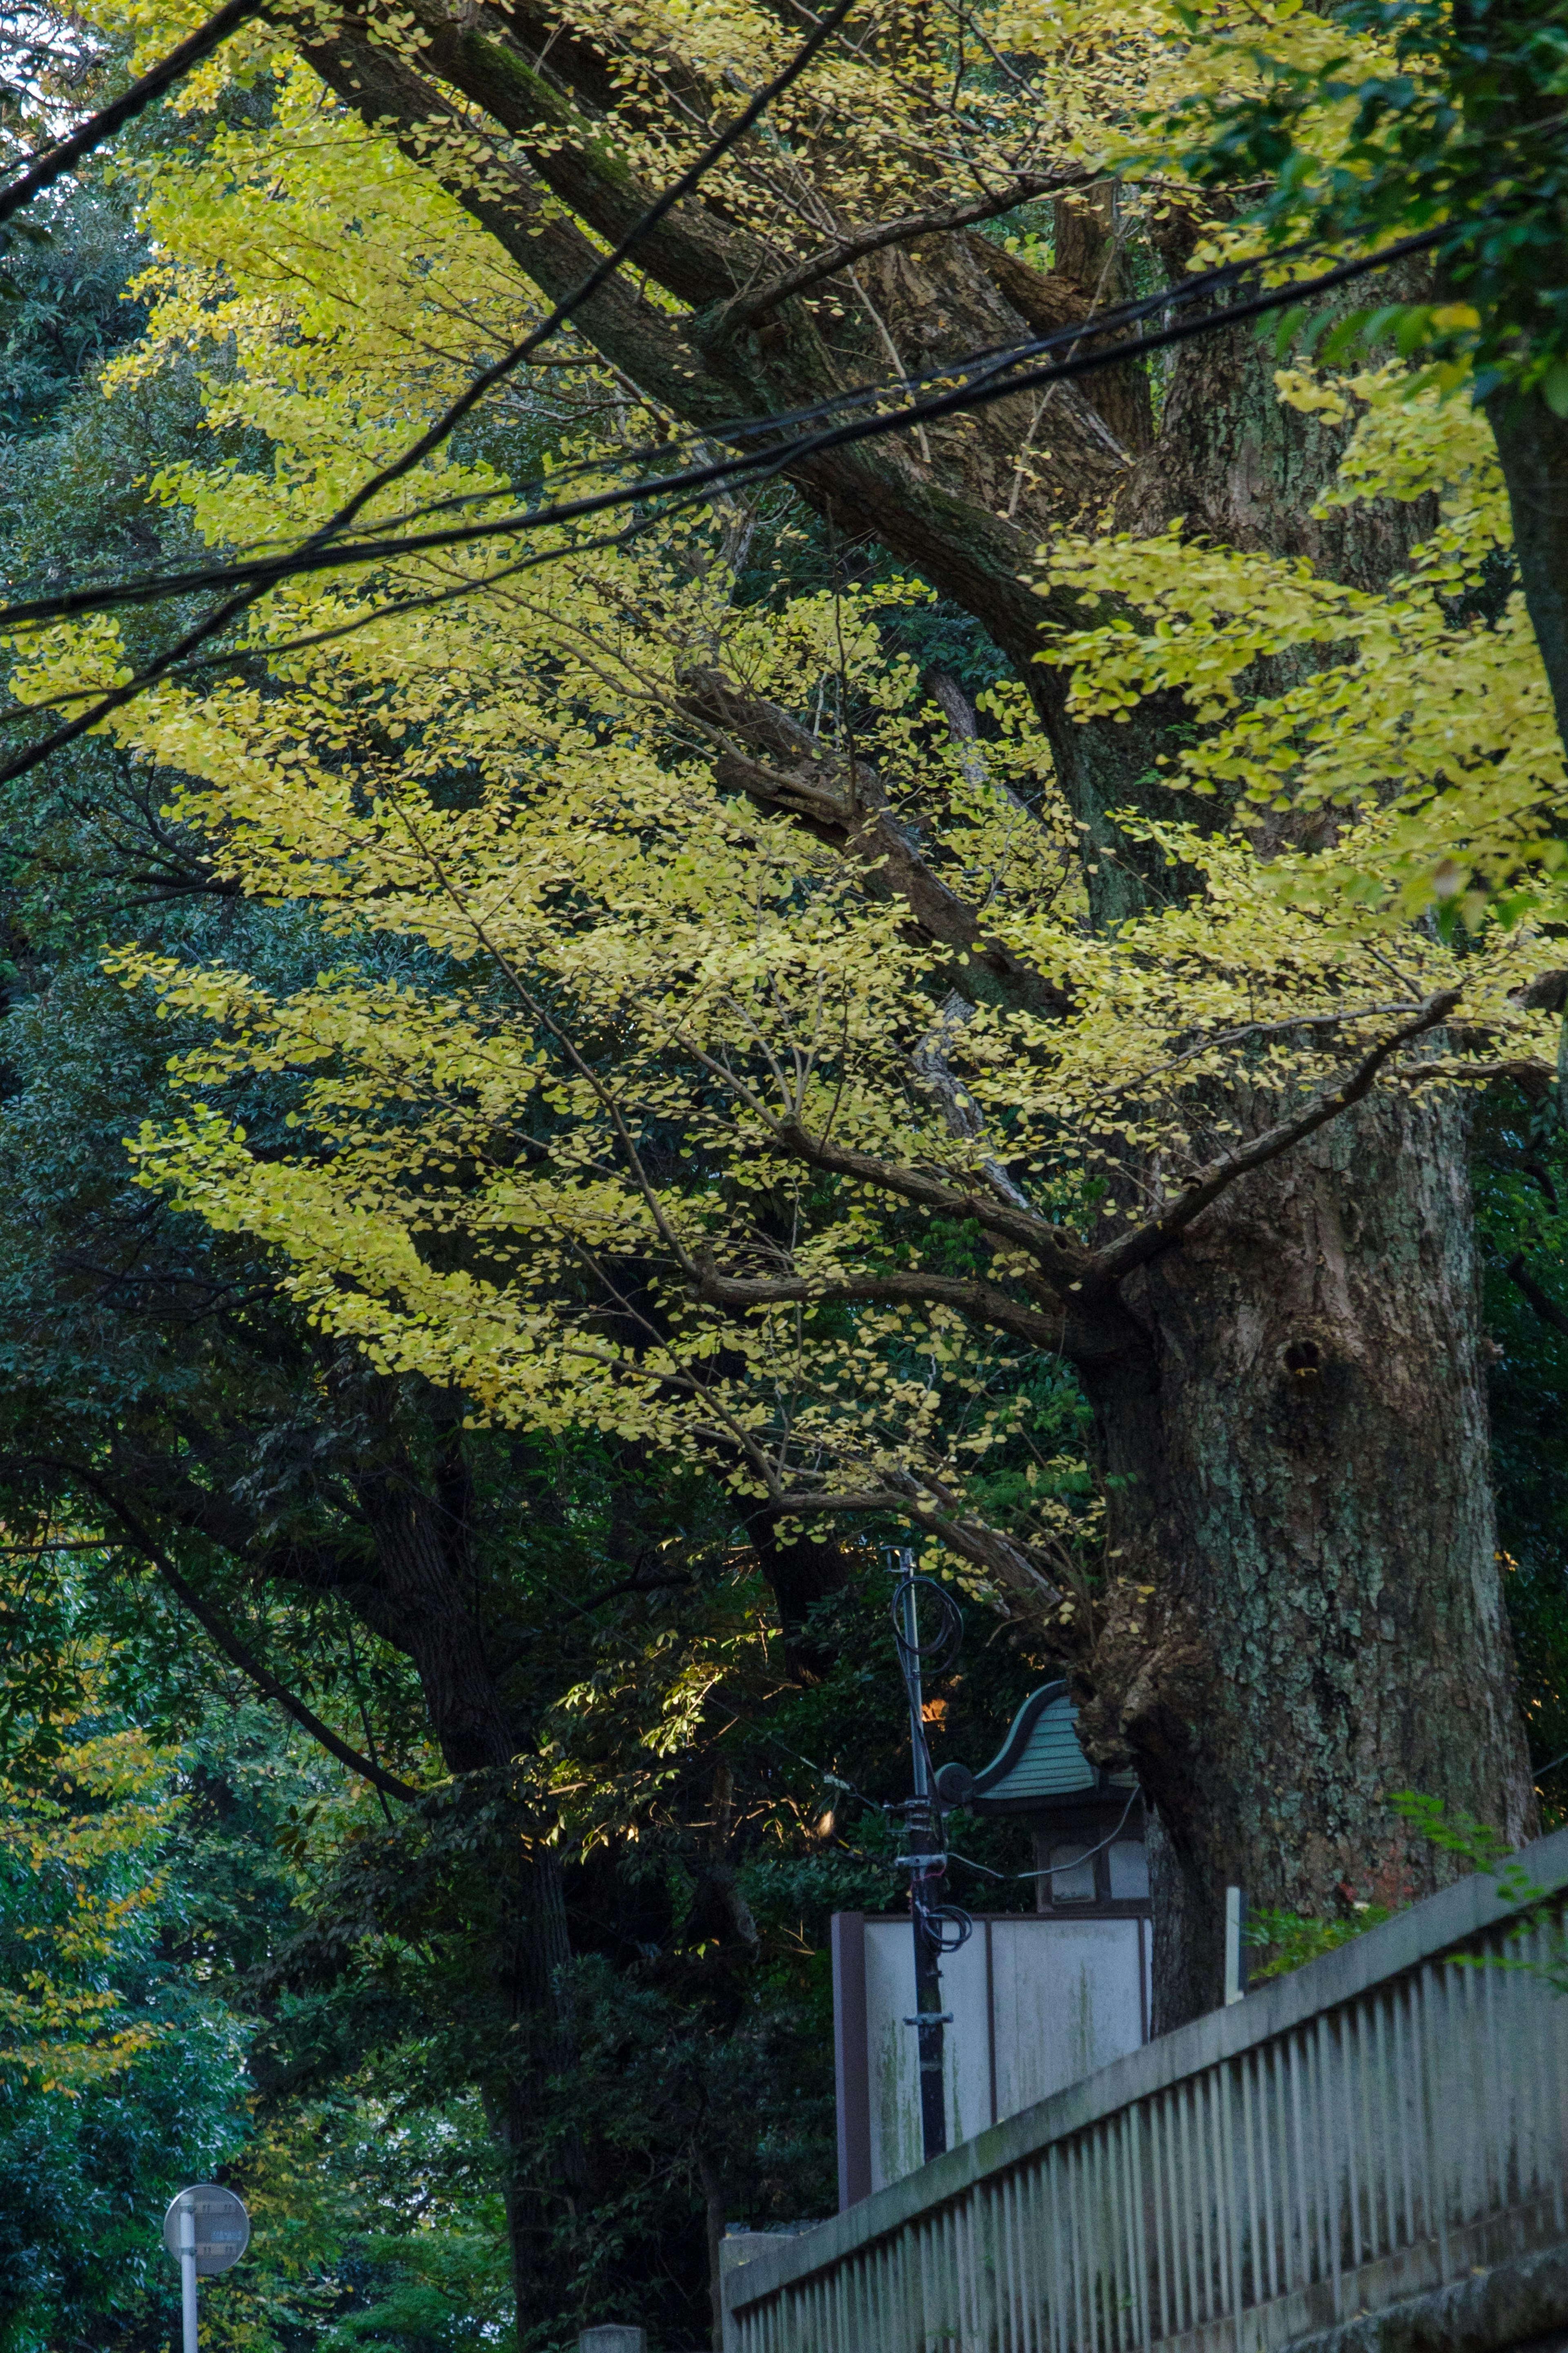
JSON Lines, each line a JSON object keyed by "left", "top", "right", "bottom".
{"left": 353, "top": 0, "right": 755, "bottom": 308}
{"left": 768, "top": 1477, "right": 1074, "bottom": 1621}
{"left": 283, "top": 23, "right": 742, "bottom": 435}
{"left": 0, "top": 0, "right": 258, "bottom": 229}
{"left": 768, "top": 1114, "right": 1105, "bottom": 1301}
{"left": 154, "top": 1549, "right": 422, "bottom": 1802}
{"left": 695, "top": 1258, "right": 1066, "bottom": 1353}
{"left": 1091, "top": 989, "right": 1462, "bottom": 1283}
{"left": 67, "top": 1479, "right": 421, "bottom": 1802}
{"left": 703, "top": 172, "right": 1085, "bottom": 337}
{"left": 1505, "top": 1252, "right": 1568, "bottom": 1340}
{"left": 678, "top": 666, "right": 1070, "bottom": 1017}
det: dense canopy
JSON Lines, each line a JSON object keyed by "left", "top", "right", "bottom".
{"left": 2, "top": 0, "right": 1568, "bottom": 2340}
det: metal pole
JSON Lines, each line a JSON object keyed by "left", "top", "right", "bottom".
{"left": 178, "top": 2197, "right": 198, "bottom": 2353}
{"left": 895, "top": 1553, "right": 948, "bottom": 2165}
{"left": 1224, "top": 1885, "right": 1248, "bottom": 2005}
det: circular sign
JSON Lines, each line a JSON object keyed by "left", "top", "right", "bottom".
{"left": 162, "top": 2186, "right": 250, "bottom": 2275}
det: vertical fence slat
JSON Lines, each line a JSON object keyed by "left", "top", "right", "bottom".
{"left": 727, "top": 1885, "right": 1568, "bottom": 2353}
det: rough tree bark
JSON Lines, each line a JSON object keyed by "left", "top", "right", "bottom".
{"left": 1079, "top": 1088, "right": 1535, "bottom": 2027}
{"left": 1488, "top": 389, "right": 1568, "bottom": 747}
{"left": 255, "top": 0, "right": 1537, "bottom": 2022}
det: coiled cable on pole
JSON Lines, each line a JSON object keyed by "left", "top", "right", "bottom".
{"left": 887, "top": 1550, "right": 973, "bottom": 1958}
{"left": 888, "top": 1570, "right": 964, "bottom": 1677}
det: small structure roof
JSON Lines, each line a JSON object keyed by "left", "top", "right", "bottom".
{"left": 938, "top": 1682, "right": 1137, "bottom": 1815}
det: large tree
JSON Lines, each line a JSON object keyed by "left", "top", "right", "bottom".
{"left": 5, "top": 0, "right": 1558, "bottom": 2060}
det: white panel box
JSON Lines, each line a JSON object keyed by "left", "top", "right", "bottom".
{"left": 833, "top": 1911, "right": 1151, "bottom": 2204}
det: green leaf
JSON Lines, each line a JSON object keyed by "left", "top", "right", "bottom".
{"left": 1541, "top": 359, "right": 1568, "bottom": 418}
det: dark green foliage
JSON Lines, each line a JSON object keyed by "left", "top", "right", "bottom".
{"left": 0, "top": 190, "right": 147, "bottom": 437}
{"left": 1474, "top": 1078, "right": 1568, "bottom": 1816}
{"left": 1153, "top": 0, "right": 1568, "bottom": 397}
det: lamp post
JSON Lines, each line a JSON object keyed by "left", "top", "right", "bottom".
{"left": 177, "top": 2199, "right": 196, "bottom": 2353}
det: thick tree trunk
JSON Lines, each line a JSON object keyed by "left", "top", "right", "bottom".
{"left": 1487, "top": 387, "right": 1568, "bottom": 751}
{"left": 354, "top": 1438, "right": 576, "bottom": 2319}
{"left": 1081, "top": 1084, "right": 1537, "bottom": 2028}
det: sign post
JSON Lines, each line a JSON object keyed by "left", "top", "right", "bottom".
{"left": 177, "top": 2200, "right": 196, "bottom": 2353}
{"left": 163, "top": 2185, "right": 249, "bottom": 2353}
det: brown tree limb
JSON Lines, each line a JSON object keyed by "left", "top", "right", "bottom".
{"left": 760, "top": 1112, "right": 1107, "bottom": 1299}
{"left": 1405, "top": 1055, "right": 1555, "bottom": 1097}
{"left": 1090, "top": 989, "right": 1462, "bottom": 1283}
{"left": 287, "top": 8, "right": 1123, "bottom": 669}
{"left": 678, "top": 666, "right": 1071, "bottom": 1016}
{"left": 704, "top": 172, "right": 1085, "bottom": 337}
{"left": 278, "top": 24, "right": 742, "bottom": 435}
{"left": 707, "top": 995, "right": 1460, "bottom": 1343}
{"left": 767, "top": 1478, "right": 1073, "bottom": 1619}
{"left": 344, "top": 0, "right": 760, "bottom": 307}
{"left": 1505, "top": 1252, "right": 1568, "bottom": 1340}
{"left": 1510, "top": 968, "right": 1568, "bottom": 1011}
{"left": 694, "top": 1258, "right": 1068, "bottom": 1352}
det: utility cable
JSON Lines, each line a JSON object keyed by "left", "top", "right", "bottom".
{"left": 945, "top": 1782, "right": 1141, "bottom": 1882}
{"left": 0, "top": 221, "right": 1438, "bottom": 640}
{"left": 0, "top": 0, "right": 259, "bottom": 229}
{"left": 763, "top": 1722, "right": 1145, "bottom": 1888}
{"left": 0, "top": 0, "right": 859, "bottom": 788}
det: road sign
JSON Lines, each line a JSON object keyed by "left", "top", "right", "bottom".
{"left": 162, "top": 2186, "right": 249, "bottom": 2276}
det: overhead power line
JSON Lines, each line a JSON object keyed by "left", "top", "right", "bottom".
{"left": 0, "top": 0, "right": 259, "bottom": 228}
{"left": 0, "top": 222, "right": 1446, "bottom": 645}
{"left": 0, "top": 0, "right": 859, "bottom": 789}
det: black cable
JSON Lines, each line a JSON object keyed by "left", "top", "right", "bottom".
{"left": 0, "top": 223, "right": 1326, "bottom": 630}
{"left": 0, "top": 0, "right": 860, "bottom": 789}
{"left": 0, "top": 504, "right": 685, "bottom": 728}
{"left": 0, "top": 224, "right": 1454, "bottom": 778}
{"left": 0, "top": 0, "right": 258, "bottom": 229}
{"left": 764, "top": 1724, "right": 1141, "bottom": 1901}
{"left": 0, "top": 220, "right": 1457, "bottom": 654}
{"left": 889, "top": 1571, "right": 964, "bottom": 1675}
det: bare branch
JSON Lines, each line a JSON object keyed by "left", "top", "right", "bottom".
{"left": 154, "top": 1555, "right": 421, "bottom": 1802}
{"left": 1505, "top": 1253, "right": 1568, "bottom": 1340}
{"left": 694, "top": 1257, "right": 1066, "bottom": 1352}
{"left": 705, "top": 172, "right": 1087, "bottom": 335}
{"left": 1092, "top": 989, "right": 1462, "bottom": 1284}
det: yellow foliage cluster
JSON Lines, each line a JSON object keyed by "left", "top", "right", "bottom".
{"left": 8, "top": 0, "right": 1566, "bottom": 1580}
{"left": 0, "top": 1720, "right": 180, "bottom": 2091}
{"left": 1039, "top": 366, "right": 1567, "bottom": 928}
